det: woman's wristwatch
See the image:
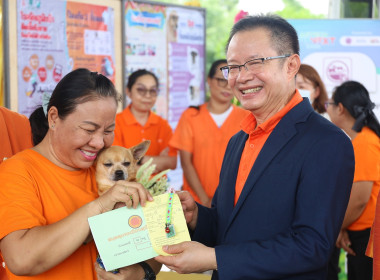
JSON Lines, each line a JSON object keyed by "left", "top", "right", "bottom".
{"left": 138, "top": 261, "right": 156, "bottom": 280}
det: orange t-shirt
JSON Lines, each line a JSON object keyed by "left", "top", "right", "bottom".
{"left": 0, "top": 107, "right": 32, "bottom": 164}
{"left": 169, "top": 104, "right": 250, "bottom": 202}
{"left": 113, "top": 105, "right": 176, "bottom": 157}
{"left": 348, "top": 126, "right": 380, "bottom": 231}
{"left": 235, "top": 91, "right": 303, "bottom": 205}
{"left": 0, "top": 149, "right": 98, "bottom": 280}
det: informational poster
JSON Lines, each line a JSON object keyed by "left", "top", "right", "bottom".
{"left": 166, "top": 6, "right": 205, "bottom": 126}
{"left": 17, "top": 0, "right": 115, "bottom": 116}
{"left": 124, "top": 1, "right": 205, "bottom": 190}
{"left": 289, "top": 19, "right": 380, "bottom": 116}
{"left": 124, "top": 1, "right": 205, "bottom": 125}
{"left": 124, "top": 1, "right": 168, "bottom": 118}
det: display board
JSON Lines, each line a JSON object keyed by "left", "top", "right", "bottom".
{"left": 124, "top": 0, "right": 206, "bottom": 126}
{"left": 5, "top": 0, "right": 122, "bottom": 113}
{"left": 289, "top": 19, "right": 380, "bottom": 116}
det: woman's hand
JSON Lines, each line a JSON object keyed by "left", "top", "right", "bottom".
{"left": 95, "top": 181, "right": 153, "bottom": 214}
{"left": 336, "top": 229, "right": 355, "bottom": 256}
{"left": 95, "top": 262, "right": 144, "bottom": 280}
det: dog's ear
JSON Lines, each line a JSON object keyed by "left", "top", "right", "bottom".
{"left": 131, "top": 140, "right": 151, "bottom": 161}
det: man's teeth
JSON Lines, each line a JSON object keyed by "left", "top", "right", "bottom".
{"left": 82, "top": 150, "right": 96, "bottom": 156}
{"left": 242, "top": 87, "right": 262, "bottom": 94}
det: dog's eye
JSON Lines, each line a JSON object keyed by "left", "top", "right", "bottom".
{"left": 122, "top": 162, "right": 131, "bottom": 167}
{"left": 103, "top": 163, "right": 113, "bottom": 168}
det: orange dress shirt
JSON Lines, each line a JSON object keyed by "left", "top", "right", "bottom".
{"left": 235, "top": 91, "right": 303, "bottom": 205}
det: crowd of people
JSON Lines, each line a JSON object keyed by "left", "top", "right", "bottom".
{"left": 0, "top": 13, "right": 379, "bottom": 280}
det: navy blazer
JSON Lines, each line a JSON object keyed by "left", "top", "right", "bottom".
{"left": 192, "top": 99, "right": 355, "bottom": 280}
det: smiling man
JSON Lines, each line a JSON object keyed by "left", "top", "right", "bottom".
{"left": 155, "top": 14, "right": 355, "bottom": 280}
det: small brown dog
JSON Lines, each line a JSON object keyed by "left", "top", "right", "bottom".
{"left": 95, "top": 140, "right": 151, "bottom": 195}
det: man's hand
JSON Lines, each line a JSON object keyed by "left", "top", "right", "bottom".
{"left": 155, "top": 241, "right": 216, "bottom": 274}
{"left": 177, "top": 191, "right": 198, "bottom": 230}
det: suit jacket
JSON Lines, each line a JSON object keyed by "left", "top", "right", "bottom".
{"left": 192, "top": 99, "right": 355, "bottom": 280}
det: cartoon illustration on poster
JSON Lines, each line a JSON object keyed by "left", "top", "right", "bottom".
{"left": 17, "top": 0, "right": 115, "bottom": 116}
{"left": 124, "top": 1, "right": 168, "bottom": 118}
{"left": 289, "top": 19, "right": 380, "bottom": 116}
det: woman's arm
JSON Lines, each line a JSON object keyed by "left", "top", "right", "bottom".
{"left": 340, "top": 181, "right": 373, "bottom": 229}
{"left": 0, "top": 181, "right": 152, "bottom": 276}
{"left": 142, "top": 147, "right": 177, "bottom": 172}
{"left": 180, "top": 150, "right": 211, "bottom": 207}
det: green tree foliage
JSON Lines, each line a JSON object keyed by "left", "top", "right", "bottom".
{"left": 275, "top": 0, "right": 325, "bottom": 19}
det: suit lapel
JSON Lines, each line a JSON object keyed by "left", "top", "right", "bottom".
{"left": 223, "top": 100, "right": 312, "bottom": 235}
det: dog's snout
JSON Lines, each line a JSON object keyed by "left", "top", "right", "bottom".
{"left": 114, "top": 170, "right": 126, "bottom": 181}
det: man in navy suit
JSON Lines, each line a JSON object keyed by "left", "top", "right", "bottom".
{"left": 156, "top": 15, "right": 355, "bottom": 279}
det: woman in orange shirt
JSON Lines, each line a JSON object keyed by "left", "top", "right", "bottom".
{"left": 326, "top": 81, "right": 380, "bottom": 280}
{"left": 113, "top": 69, "right": 176, "bottom": 173}
{"left": 170, "top": 59, "right": 249, "bottom": 206}
{"left": 0, "top": 69, "right": 157, "bottom": 280}
{"left": 296, "top": 64, "right": 329, "bottom": 118}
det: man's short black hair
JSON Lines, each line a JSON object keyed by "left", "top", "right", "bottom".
{"left": 226, "top": 14, "right": 300, "bottom": 56}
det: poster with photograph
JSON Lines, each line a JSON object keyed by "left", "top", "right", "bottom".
{"left": 124, "top": 1, "right": 168, "bottom": 118}
{"left": 17, "top": 0, "right": 115, "bottom": 116}
{"left": 124, "top": 1, "right": 206, "bottom": 190}
{"left": 166, "top": 6, "right": 205, "bottom": 126}
{"left": 124, "top": 1, "right": 205, "bottom": 125}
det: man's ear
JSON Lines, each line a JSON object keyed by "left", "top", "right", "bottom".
{"left": 286, "top": 54, "right": 301, "bottom": 81}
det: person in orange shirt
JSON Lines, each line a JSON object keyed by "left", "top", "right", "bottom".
{"left": 0, "top": 107, "right": 32, "bottom": 164}
{"left": 0, "top": 68, "right": 157, "bottom": 280}
{"left": 113, "top": 69, "right": 176, "bottom": 173}
{"left": 0, "top": 108, "right": 33, "bottom": 280}
{"left": 326, "top": 81, "right": 380, "bottom": 280}
{"left": 155, "top": 15, "right": 354, "bottom": 279}
{"left": 170, "top": 59, "right": 249, "bottom": 206}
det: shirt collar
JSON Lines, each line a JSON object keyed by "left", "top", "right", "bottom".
{"left": 122, "top": 105, "right": 160, "bottom": 126}
{"left": 241, "top": 90, "right": 303, "bottom": 135}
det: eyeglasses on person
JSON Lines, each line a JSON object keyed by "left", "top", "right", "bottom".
{"left": 136, "top": 87, "right": 158, "bottom": 97}
{"left": 220, "top": 54, "right": 291, "bottom": 80}
{"left": 213, "top": 77, "right": 228, "bottom": 87}
{"left": 324, "top": 101, "right": 336, "bottom": 110}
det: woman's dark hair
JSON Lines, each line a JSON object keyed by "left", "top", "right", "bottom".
{"left": 208, "top": 59, "right": 227, "bottom": 78}
{"left": 298, "top": 64, "right": 328, "bottom": 114}
{"left": 29, "top": 68, "right": 120, "bottom": 145}
{"left": 226, "top": 14, "right": 299, "bottom": 57}
{"left": 332, "top": 80, "right": 380, "bottom": 137}
{"left": 126, "top": 69, "right": 159, "bottom": 91}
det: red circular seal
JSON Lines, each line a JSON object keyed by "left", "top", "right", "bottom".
{"left": 128, "top": 215, "right": 142, "bottom": 229}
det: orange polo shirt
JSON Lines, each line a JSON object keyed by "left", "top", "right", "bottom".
{"left": 234, "top": 91, "right": 303, "bottom": 205}
{"left": 348, "top": 126, "right": 380, "bottom": 231}
{"left": 113, "top": 105, "right": 176, "bottom": 157}
{"left": 169, "top": 104, "right": 249, "bottom": 203}
{"left": 0, "top": 107, "right": 32, "bottom": 164}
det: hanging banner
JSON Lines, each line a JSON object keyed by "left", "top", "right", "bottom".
{"left": 289, "top": 19, "right": 380, "bottom": 115}
{"left": 17, "top": 0, "right": 115, "bottom": 116}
